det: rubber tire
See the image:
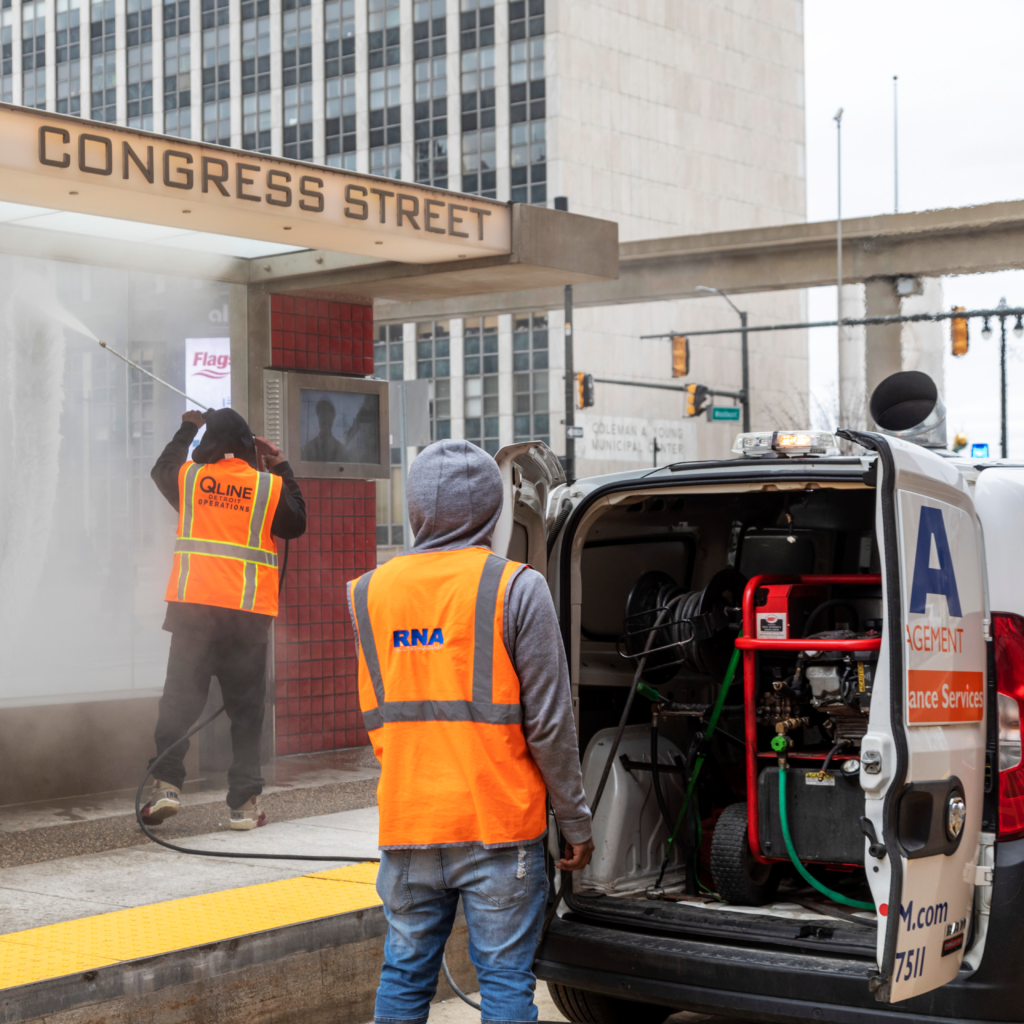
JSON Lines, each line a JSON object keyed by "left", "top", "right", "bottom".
{"left": 547, "top": 982, "right": 674, "bottom": 1024}
{"left": 709, "top": 801, "right": 782, "bottom": 906}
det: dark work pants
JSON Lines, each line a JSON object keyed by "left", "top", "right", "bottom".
{"left": 151, "top": 633, "right": 267, "bottom": 808}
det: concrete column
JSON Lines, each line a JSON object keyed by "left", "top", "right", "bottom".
{"left": 901, "top": 277, "right": 945, "bottom": 399}
{"left": 864, "top": 278, "right": 902, "bottom": 409}
{"left": 837, "top": 282, "right": 866, "bottom": 431}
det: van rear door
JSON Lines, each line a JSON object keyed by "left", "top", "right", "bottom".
{"left": 491, "top": 441, "right": 565, "bottom": 571}
{"left": 861, "top": 434, "right": 986, "bottom": 1002}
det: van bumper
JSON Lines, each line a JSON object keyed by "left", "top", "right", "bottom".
{"left": 535, "top": 837, "right": 1024, "bottom": 1024}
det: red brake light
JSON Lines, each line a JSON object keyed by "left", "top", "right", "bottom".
{"left": 994, "top": 613, "right": 1024, "bottom": 840}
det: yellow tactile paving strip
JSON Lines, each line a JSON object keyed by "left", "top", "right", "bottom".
{"left": 0, "top": 861, "right": 381, "bottom": 991}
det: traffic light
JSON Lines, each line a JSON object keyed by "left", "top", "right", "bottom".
{"left": 685, "top": 383, "right": 709, "bottom": 417}
{"left": 576, "top": 372, "right": 595, "bottom": 409}
{"left": 951, "top": 306, "right": 969, "bottom": 357}
{"left": 671, "top": 335, "right": 689, "bottom": 377}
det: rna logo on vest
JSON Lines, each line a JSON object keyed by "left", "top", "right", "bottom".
{"left": 909, "top": 505, "right": 962, "bottom": 617}
{"left": 393, "top": 629, "right": 444, "bottom": 648}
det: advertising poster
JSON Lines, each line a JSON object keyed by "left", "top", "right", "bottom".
{"left": 185, "top": 337, "right": 231, "bottom": 453}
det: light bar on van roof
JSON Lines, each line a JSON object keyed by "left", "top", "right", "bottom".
{"left": 731, "top": 431, "right": 840, "bottom": 458}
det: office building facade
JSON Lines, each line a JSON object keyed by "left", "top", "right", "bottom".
{"left": 0, "top": 0, "right": 809, "bottom": 557}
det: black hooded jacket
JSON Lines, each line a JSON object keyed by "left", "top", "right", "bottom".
{"left": 151, "top": 414, "right": 306, "bottom": 642}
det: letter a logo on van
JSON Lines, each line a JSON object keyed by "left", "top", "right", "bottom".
{"left": 909, "top": 506, "right": 962, "bottom": 617}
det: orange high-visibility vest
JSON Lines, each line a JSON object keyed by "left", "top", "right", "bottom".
{"left": 164, "top": 458, "right": 283, "bottom": 616}
{"left": 349, "top": 547, "right": 548, "bottom": 848}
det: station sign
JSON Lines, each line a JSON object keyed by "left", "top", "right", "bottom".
{"left": 0, "top": 103, "right": 511, "bottom": 264}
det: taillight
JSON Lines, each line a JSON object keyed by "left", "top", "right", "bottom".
{"left": 994, "top": 613, "right": 1024, "bottom": 840}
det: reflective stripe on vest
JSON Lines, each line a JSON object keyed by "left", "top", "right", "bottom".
{"left": 166, "top": 459, "right": 282, "bottom": 615}
{"left": 351, "top": 553, "right": 520, "bottom": 731}
{"left": 349, "top": 547, "right": 547, "bottom": 848}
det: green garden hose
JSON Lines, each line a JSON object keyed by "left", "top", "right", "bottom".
{"left": 778, "top": 768, "right": 875, "bottom": 912}
{"left": 652, "top": 639, "right": 742, "bottom": 889}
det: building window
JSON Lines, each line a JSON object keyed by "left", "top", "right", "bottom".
{"left": 241, "top": 0, "right": 270, "bottom": 152}
{"left": 413, "top": 0, "right": 446, "bottom": 188}
{"left": 460, "top": 0, "right": 494, "bottom": 198}
{"left": 1, "top": 6, "right": 12, "bottom": 104}
{"left": 369, "top": 0, "right": 400, "bottom": 179}
{"left": 90, "top": 0, "right": 115, "bottom": 120}
{"left": 374, "top": 323, "right": 404, "bottom": 382}
{"left": 324, "top": 0, "right": 354, "bottom": 169}
{"left": 463, "top": 316, "right": 499, "bottom": 454}
{"left": 375, "top": 448, "right": 404, "bottom": 548}
{"left": 513, "top": 312, "right": 549, "bottom": 445}
{"left": 55, "top": 0, "right": 81, "bottom": 115}
{"left": 22, "top": 0, "right": 45, "bottom": 109}
{"left": 163, "top": 0, "right": 191, "bottom": 137}
{"left": 509, "top": 0, "right": 545, "bottom": 204}
{"left": 202, "top": 0, "right": 230, "bottom": 145}
{"left": 126, "top": 0, "right": 153, "bottom": 129}
{"left": 282, "top": 0, "right": 312, "bottom": 159}
{"left": 417, "top": 320, "right": 451, "bottom": 442}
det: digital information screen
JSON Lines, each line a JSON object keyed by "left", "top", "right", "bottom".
{"left": 299, "top": 388, "right": 381, "bottom": 465}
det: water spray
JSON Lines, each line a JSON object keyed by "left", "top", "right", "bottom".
{"left": 44, "top": 300, "right": 212, "bottom": 411}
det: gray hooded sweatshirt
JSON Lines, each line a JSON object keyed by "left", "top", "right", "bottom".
{"left": 391, "top": 439, "right": 593, "bottom": 847}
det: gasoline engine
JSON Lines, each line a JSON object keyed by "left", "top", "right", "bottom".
{"left": 593, "top": 568, "right": 882, "bottom": 907}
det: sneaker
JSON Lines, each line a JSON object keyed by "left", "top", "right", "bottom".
{"left": 229, "top": 796, "right": 267, "bottom": 831}
{"left": 141, "top": 781, "right": 180, "bottom": 825}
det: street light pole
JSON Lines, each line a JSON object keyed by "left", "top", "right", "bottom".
{"left": 1000, "top": 297, "right": 1008, "bottom": 459}
{"left": 834, "top": 108, "right": 844, "bottom": 327}
{"left": 696, "top": 285, "right": 750, "bottom": 432}
{"left": 893, "top": 76, "right": 899, "bottom": 214}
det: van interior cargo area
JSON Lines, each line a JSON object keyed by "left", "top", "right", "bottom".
{"left": 568, "top": 481, "right": 883, "bottom": 957}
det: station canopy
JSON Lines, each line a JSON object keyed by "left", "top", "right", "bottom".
{"left": 0, "top": 104, "right": 617, "bottom": 303}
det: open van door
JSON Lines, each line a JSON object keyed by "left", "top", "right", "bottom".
{"left": 491, "top": 441, "right": 565, "bottom": 573}
{"left": 854, "top": 432, "right": 987, "bottom": 1003}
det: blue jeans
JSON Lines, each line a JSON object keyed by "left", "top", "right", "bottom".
{"left": 374, "top": 841, "right": 548, "bottom": 1024}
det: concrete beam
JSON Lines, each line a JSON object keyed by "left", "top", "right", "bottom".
{"left": 374, "top": 199, "right": 1024, "bottom": 322}
{"left": 256, "top": 204, "right": 619, "bottom": 303}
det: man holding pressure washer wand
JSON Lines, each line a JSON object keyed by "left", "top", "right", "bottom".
{"left": 143, "top": 408, "right": 306, "bottom": 831}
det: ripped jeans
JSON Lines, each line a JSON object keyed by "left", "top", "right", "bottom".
{"left": 374, "top": 841, "right": 548, "bottom": 1024}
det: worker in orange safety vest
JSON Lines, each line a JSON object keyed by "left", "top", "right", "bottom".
{"left": 349, "top": 439, "right": 593, "bottom": 1024}
{"left": 144, "top": 408, "right": 306, "bottom": 830}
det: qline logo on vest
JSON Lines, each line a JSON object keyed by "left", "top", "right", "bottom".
{"left": 197, "top": 474, "right": 254, "bottom": 513}
{"left": 393, "top": 628, "right": 445, "bottom": 649}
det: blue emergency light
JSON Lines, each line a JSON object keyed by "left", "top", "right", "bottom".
{"left": 971, "top": 443, "right": 990, "bottom": 459}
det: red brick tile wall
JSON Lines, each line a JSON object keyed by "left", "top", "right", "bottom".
{"left": 269, "top": 294, "right": 376, "bottom": 753}
{"left": 270, "top": 295, "right": 375, "bottom": 374}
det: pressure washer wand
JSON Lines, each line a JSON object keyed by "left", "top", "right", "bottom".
{"left": 98, "top": 340, "right": 211, "bottom": 411}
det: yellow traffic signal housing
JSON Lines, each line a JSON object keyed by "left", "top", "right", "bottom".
{"left": 672, "top": 335, "right": 689, "bottom": 377}
{"left": 685, "top": 383, "right": 709, "bottom": 417}
{"left": 951, "top": 306, "right": 969, "bottom": 357}
{"left": 576, "top": 372, "right": 594, "bottom": 409}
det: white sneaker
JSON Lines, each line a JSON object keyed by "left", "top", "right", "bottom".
{"left": 229, "top": 796, "right": 267, "bottom": 830}
{"left": 141, "top": 781, "right": 180, "bottom": 825}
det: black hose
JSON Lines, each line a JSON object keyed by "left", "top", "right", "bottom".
{"left": 535, "top": 595, "right": 685, "bottom": 953}
{"left": 442, "top": 952, "right": 481, "bottom": 1011}
{"left": 803, "top": 599, "right": 859, "bottom": 636}
{"left": 546, "top": 499, "right": 573, "bottom": 558}
{"left": 135, "top": 704, "right": 380, "bottom": 862}
{"left": 820, "top": 739, "right": 851, "bottom": 776}
{"left": 134, "top": 534, "right": 375, "bottom": 863}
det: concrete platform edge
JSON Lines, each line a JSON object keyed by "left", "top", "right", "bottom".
{"left": 0, "top": 904, "right": 477, "bottom": 1024}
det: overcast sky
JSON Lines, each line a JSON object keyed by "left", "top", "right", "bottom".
{"left": 804, "top": 0, "right": 1024, "bottom": 454}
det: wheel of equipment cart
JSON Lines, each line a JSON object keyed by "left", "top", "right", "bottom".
{"left": 547, "top": 982, "right": 674, "bottom": 1024}
{"left": 709, "top": 802, "right": 782, "bottom": 906}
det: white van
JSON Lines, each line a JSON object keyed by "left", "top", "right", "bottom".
{"left": 494, "top": 372, "right": 1023, "bottom": 1023}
